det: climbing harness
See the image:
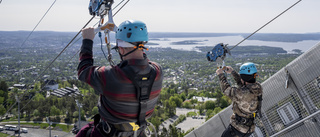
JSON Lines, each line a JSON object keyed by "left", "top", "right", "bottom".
{"left": 235, "top": 114, "right": 255, "bottom": 127}
{"left": 118, "top": 61, "right": 158, "bottom": 137}
{"left": 144, "top": 122, "right": 157, "bottom": 137}
{"left": 121, "top": 65, "right": 157, "bottom": 126}
{"left": 85, "top": 113, "right": 157, "bottom": 137}
{"left": 257, "top": 95, "right": 263, "bottom": 118}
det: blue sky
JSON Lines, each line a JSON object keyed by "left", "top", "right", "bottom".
{"left": 0, "top": 0, "right": 319, "bottom": 33}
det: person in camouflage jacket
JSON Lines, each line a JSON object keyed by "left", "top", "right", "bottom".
{"left": 217, "top": 63, "right": 263, "bottom": 137}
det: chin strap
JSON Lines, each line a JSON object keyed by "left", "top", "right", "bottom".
{"left": 118, "top": 43, "right": 148, "bottom": 60}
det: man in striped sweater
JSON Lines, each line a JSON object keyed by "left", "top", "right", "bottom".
{"left": 76, "top": 20, "right": 163, "bottom": 137}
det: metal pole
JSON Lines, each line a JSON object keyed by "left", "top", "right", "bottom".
{"left": 49, "top": 122, "right": 52, "bottom": 137}
{"left": 47, "top": 117, "right": 51, "bottom": 137}
{"left": 76, "top": 100, "right": 82, "bottom": 130}
{"left": 15, "top": 95, "right": 20, "bottom": 137}
{"left": 78, "top": 103, "right": 81, "bottom": 129}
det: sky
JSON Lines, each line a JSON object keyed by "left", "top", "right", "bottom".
{"left": 0, "top": 0, "right": 319, "bottom": 33}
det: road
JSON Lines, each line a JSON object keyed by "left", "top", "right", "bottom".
{"left": 1, "top": 121, "right": 73, "bottom": 126}
{"left": 0, "top": 121, "right": 75, "bottom": 137}
{"left": 1, "top": 128, "right": 74, "bottom": 137}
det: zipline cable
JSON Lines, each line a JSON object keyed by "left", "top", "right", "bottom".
{"left": 2, "top": 15, "right": 95, "bottom": 118}
{"left": 113, "top": 0, "right": 130, "bottom": 17}
{"left": 113, "top": 0, "right": 125, "bottom": 10}
{"left": 0, "top": 102, "right": 16, "bottom": 119}
{"left": 43, "top": 0, "right": 130, "bottom": 68}
{"left": 0, "top": 0, "right": 57, "bottom": 118}
{"left": 20, "top": 0, "right": 132, "bottom": 111}
{"left": 34, "top": 16, "right": 95, "bottom": 84}
{"left": 18, "top": 17, "right": 95, "bottom": 112}
{"left": 230, "top": 0, "right": 302, "bottom": 50}
{"left": 34, "top": 0, "right": 131, "bottom": 81}
{"left": 20, "top": 0, "right": 57, "bottom": 47}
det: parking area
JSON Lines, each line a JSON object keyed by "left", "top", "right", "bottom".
{"left": 159, "top": 108, "right": 205, "bottom": 132}
{"left": 175, "top": 117, "right": 205, "bottom": 132}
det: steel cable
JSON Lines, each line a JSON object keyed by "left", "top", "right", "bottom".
{"left": 230, "top": 0, "right": 302, "bottom": 50}
{"left": 20, "top": 0, "right": 57, "bottom": 47}
{"left": 19, "top": 0, "right": 131, "bottom": 112}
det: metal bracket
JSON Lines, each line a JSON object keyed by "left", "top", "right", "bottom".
{"left": 285, "top": 69, "right": 290, "bottom": 89}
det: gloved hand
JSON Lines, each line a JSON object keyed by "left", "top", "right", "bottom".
{"left": 216, "top": 68, "right": 224, "bottom": 75}
{"left": 82, "top": 27, "right": 95, "bottom": 41}
{"left": 224, "top": 66, "right": 233, "bottom": 74}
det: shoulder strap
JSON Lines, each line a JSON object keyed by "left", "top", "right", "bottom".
{"left": 122, "top": 64, "right": 157, "bottom": 126}
{"left": 257, "top": 95, "right": 263, "bottom": 118}
{"left": 86, "top": 126, "right": 93, "bottom": 137}
{"left": 85, "top": 114, "right": 101, "bottom": 137}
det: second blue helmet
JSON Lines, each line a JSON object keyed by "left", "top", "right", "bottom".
{"left": 239, "top": 62, "right": 257, "bottom": 75}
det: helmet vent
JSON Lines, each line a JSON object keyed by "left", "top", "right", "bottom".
{"left": 129, "top": 28, "right": 132, "bottom": 31}
{"left": 140, "top": 28, "right": 143, "bottom": 31}
{"left": 124, "top": 27, "right": 126, "bottom": 29}
{"left": 127, "top": 33, "right": 132, "bottom": 38}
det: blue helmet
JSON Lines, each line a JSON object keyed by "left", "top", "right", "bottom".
{"left": 239, "top": 62, "right": 257, "bottom": 75}
{"left": 116, "top": 20, "right": 148, "bottom": 43}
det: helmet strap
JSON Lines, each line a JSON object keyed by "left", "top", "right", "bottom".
{"left": 117, "top": 42, "right": 148, "bottom": 61}
{"left": 121, "top": 48, "right": 138, "bottom": 58}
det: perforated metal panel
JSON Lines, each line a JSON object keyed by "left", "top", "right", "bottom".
{"left": 185, "top": 42, "right": 320, "bottom": 137}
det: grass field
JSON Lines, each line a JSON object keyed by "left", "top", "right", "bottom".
{"left": 5, "top": 123, "right": 72, "bottom": 133}
{"left": 0, "top": 132, "right": 12, "bottom": 137}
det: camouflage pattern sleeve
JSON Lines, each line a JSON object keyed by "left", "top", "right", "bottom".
{"left": 218, "top": 73, "right": 237, "bottom": 99}
{"left": 231, "top": 70, "right": 243, "bottom": 87}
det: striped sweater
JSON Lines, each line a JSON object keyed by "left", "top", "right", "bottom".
{"left": 77, "top": 39, "right": 163, "bottom": 124}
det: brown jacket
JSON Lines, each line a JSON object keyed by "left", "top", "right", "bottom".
{"left": 218, "top": 70, "right": 263, "bottom": 133}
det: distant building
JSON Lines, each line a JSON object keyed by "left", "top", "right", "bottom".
{"left": 192, "top": 96, "right": 216, "bottom": 103}
{"left": 8, "top": 87, "right": 14, "bottom": 91}
{"left": 43, "top": 75, "right": 50, "bottom": 79}
{"left": 13, "top": 84, "right": 26, "bottom": 89}
{"left": 44, "top": 80, "right": 59, "bottom": 90}
{"left": 49, "top": 87, "right": 82, "bottom": 98}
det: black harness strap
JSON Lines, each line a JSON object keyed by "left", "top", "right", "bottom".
{"left": 86, "top": 126, "right": 93, "bottom": 137}
{"left": 257, "top": 95, "right": 263, "bottom": 118}
{"left": 122, "top": 64, "right": 157, "bottom": 126}
{"left": 85, "top": 114, "right": 101, "bottom": 137}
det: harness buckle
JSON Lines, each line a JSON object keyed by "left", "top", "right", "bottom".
{"left": 129, "top": 122, "right": 140, "bottom": 131}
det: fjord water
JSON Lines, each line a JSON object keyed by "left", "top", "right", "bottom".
{"left": 148, "top": 35, "right": 319, "bottom": 52}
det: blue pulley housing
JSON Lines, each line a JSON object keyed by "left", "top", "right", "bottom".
{"left": 207, "top": 43, "right": 229, "bottom": 62}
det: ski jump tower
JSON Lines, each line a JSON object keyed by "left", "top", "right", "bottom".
{"left": 186, "top": 42, "right": 320, "bottom": 137}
